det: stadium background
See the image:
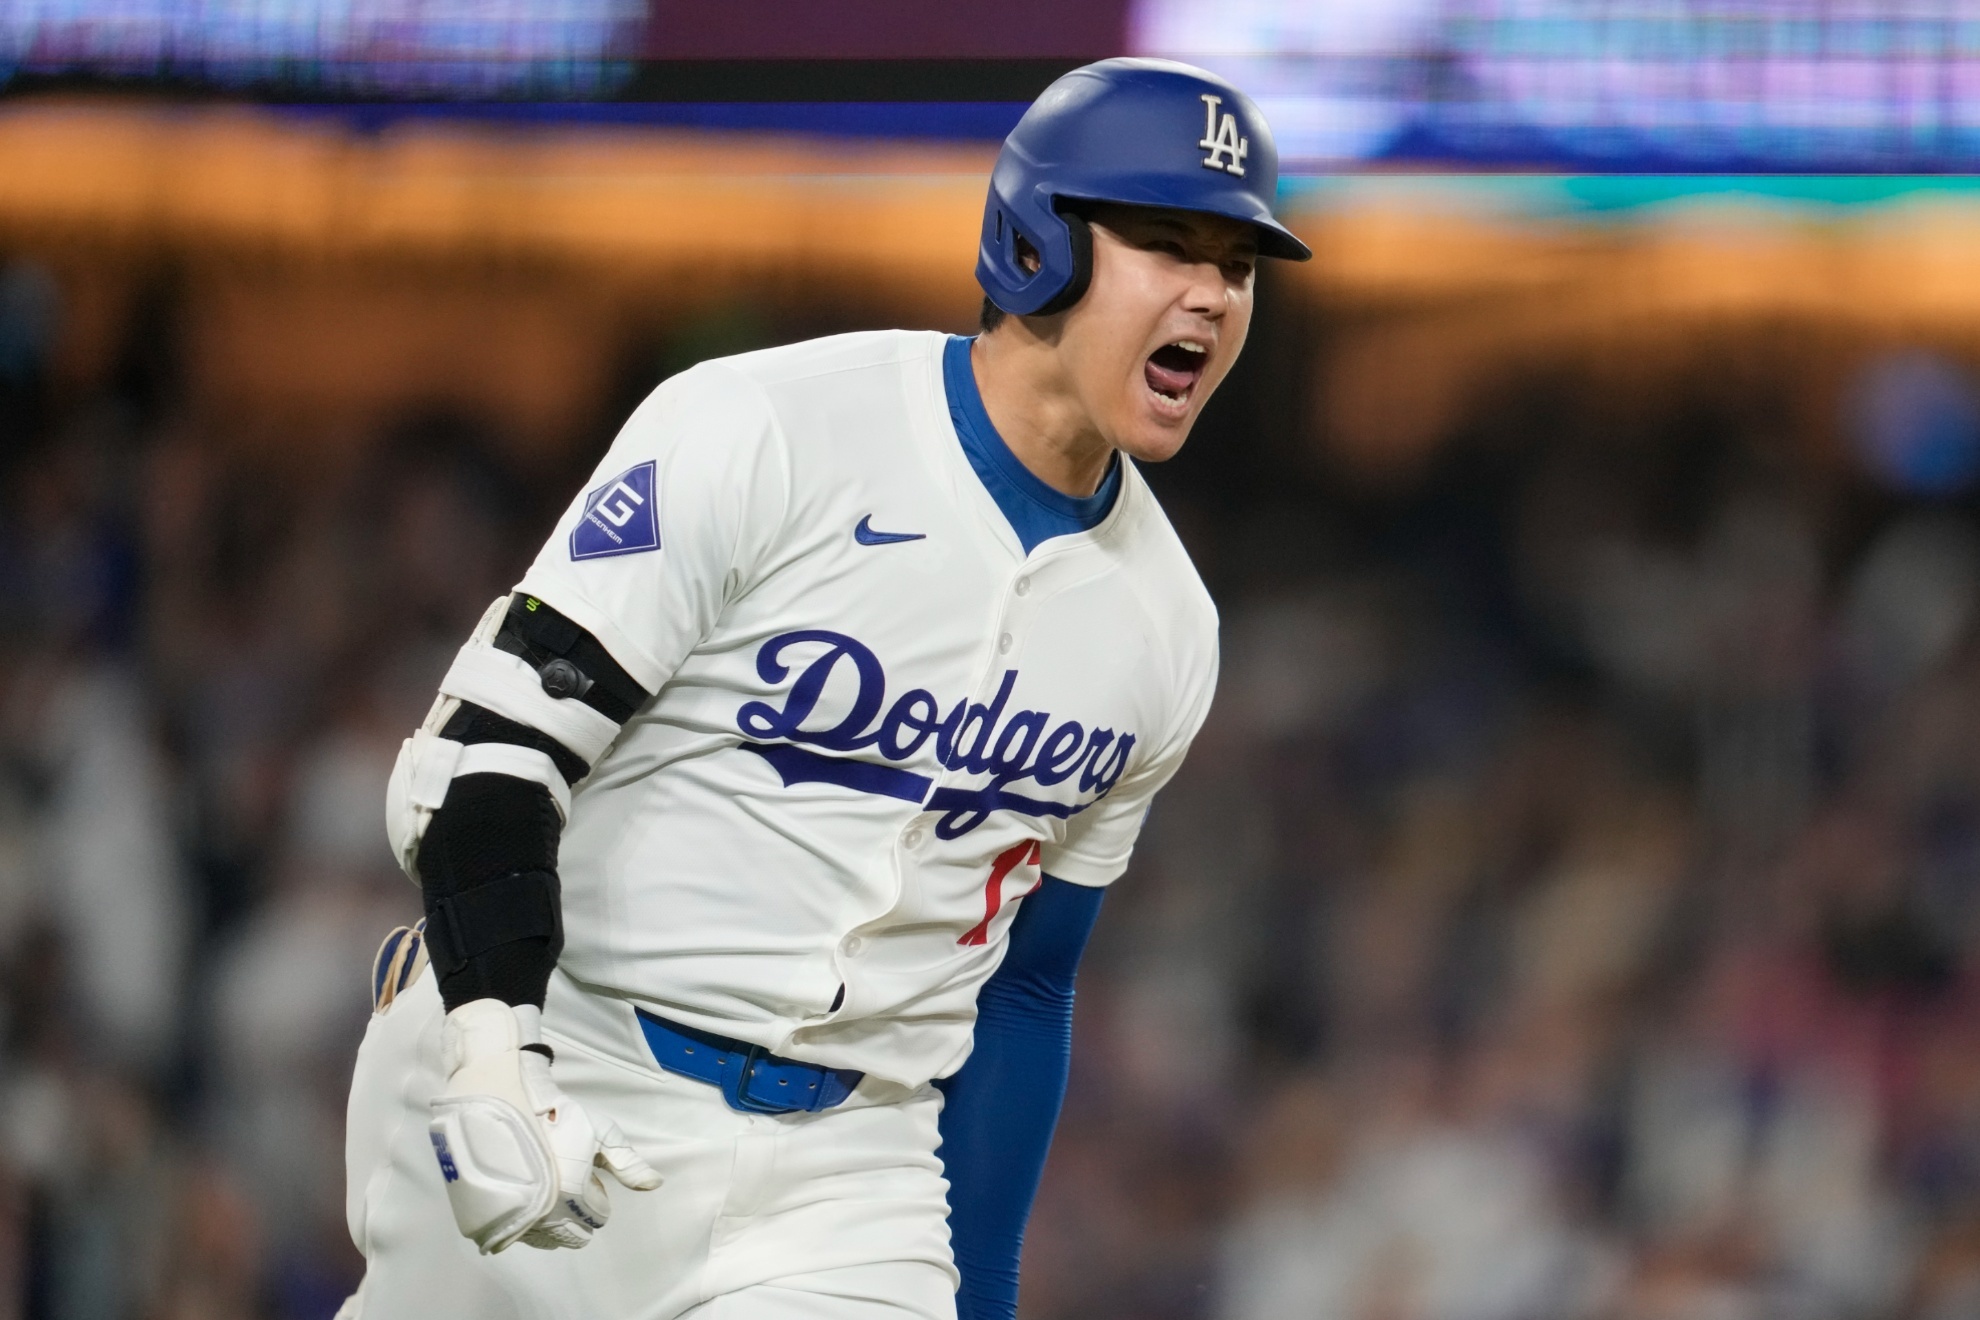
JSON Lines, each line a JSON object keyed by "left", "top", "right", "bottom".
{"left": 9, "top": 2, "right": 1980, "bottom": 1317}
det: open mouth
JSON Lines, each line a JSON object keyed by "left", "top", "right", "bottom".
{"left": 1144, "top": 340, "right": 1207, "bottom": 409}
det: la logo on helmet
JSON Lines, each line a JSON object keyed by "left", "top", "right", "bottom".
{"left": 1197, "top": 94, "right": 1249, "bottom": 176}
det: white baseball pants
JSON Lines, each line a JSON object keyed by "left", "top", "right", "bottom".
{"left": 337, "top": 966, "right": 959, "bottom": 1320}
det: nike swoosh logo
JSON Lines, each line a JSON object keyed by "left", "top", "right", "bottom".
{"left": 854, "top": 515, "right": 926, "bottom": 546}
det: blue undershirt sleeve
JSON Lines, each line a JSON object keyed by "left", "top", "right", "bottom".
{"left": 935, "top": 873, "right": 1105, "bottom": 1320}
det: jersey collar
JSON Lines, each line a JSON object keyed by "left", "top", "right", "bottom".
{"left": 942, "top": 335, "right": 1121, "bottom": 555}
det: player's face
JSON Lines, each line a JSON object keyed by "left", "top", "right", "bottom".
{"left": 1062, "top": 205, "right": 1257, "bottom": 462}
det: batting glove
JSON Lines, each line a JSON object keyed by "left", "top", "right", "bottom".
{"left": 428, "top": 998, "right": 662, "bottom": 1253}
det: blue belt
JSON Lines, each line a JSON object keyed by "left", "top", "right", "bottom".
{"left": 635, "top": 1008, "right": 864, "bottom": 1115}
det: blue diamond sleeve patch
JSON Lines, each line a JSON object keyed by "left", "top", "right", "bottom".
{"left": 570, "top": 461, "right": 660, "bottom": 560}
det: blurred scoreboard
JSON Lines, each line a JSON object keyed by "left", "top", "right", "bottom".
{"left": 6, "top": 0, "right": 1980, "bottom": 170}
{"left": 1134, "top": 0, "right": 1980, "bottom": 171}
{"left": 0, "top": 0, "right": 646, "bottom": 96}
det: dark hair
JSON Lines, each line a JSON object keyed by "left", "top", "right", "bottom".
{"left": 979, "top": 297, "right": 1007, "bottom": 333}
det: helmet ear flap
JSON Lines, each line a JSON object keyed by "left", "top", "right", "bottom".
{"left": 978, "top": 193, "right": 1093, "bottom": 318}
{"left": 1027, "top": 207, "right": 1093, "bottom": 318}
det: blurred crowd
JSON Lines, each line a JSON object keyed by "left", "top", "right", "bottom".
{"left": 4, "top": 250, "right": 1980, "bottom": 1320}
{"left": 0, "top": 258, "right": 538, "bottom": 1318}
{"left": 1039, "top": 331, "right": 1980, "bottom": 1320}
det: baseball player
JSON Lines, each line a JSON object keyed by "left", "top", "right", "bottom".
{"left": 338, "top": 57, "right": 1308, "bottom": 1320}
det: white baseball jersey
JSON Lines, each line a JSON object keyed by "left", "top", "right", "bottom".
{"left": 505, "top": 329, "right": 1217, "bottom": 1088}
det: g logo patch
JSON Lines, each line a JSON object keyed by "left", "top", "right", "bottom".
{"left": 571, "top": 461, "right": 660, "bottom": 560}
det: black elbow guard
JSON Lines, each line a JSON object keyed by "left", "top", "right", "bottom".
{"left": 419, "top": 772, "right": 565, "bottom": 1010}
{"left": 414, "top": 595, "right": 651, "bottom": 1009}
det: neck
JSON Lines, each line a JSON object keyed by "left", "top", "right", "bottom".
{"left": 970, "top": 325, "right": 1114, "bottom": 498}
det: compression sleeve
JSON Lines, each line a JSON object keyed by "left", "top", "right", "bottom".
{"left": 936, "top": 874, "right": 1104, "bottom": 1320}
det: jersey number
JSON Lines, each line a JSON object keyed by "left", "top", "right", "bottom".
{"left": 958, "top": 840, "right": 1042, "bottom": 946}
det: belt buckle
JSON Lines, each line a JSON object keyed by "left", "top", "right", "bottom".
{"left": 723, "top": 1041, "right": 795, "bottom": 1115}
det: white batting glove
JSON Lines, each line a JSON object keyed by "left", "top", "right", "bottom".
{"left": 427, "top": 998, "right": 662, "bottom": 1253}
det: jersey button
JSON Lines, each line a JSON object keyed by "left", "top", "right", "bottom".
{"left": 902, "top": 826, "right": 925, "bottom": 849}
{"left": 841, "top": 936, "right": 865, "bottom": 956}
{"left": 997, "top": 632, "right": 1013, "bottom": 654}
{"left": 1015, "top": 577, "right": 1031, "bottom": 596}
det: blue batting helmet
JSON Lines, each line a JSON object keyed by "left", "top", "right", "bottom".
{"left": 976, "top": 57, "right": 1312, "bottom": 318}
